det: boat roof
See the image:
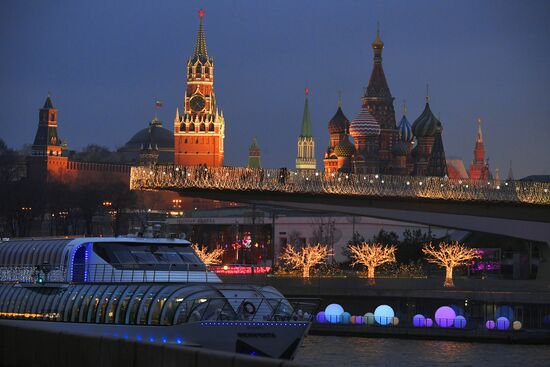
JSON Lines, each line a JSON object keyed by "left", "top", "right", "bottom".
{"left": 0, "top": 237, "right": 192, "bottom": 267}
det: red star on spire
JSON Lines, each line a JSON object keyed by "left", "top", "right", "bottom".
{"left": 305, "top": 87, "right": 309, "bottom": 96}
{"left": 199, "top": 9, "right": 204, "bottom": 18}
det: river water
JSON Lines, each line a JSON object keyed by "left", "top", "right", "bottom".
{"left": 294, "top": 336, "right": 550, "bottom": 366}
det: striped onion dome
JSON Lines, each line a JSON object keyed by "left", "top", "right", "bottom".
{"left": 334, "top": 134, "right": 356, "bottom": 158}
{"left": 412, "top": 102, "right": 440, "bottom": 138}
{"left": 391, "top": 141, "right": 409, "bottom": 156}
{"left": 349, "top": 107, "right": 381, "bottom": 137}
{"left": 397, "top": 115, "right": 413, "bottom": 142}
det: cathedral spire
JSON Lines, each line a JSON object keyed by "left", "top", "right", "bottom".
{"left": 476, "top": 117, "right": 483, "bottom": 143}
{"left": 372, "top": 21, "right": 384, "bottom": 50}
{"left": 193, "top": 9, "right": 208, "bottom": 60}
{"left": 507, "top": 160, "right": 514, "bottom": 181}
{"left": 300, "top": 88, "right": 313, "bottom": 137}
{"left": 365, "top": 23, "right": 391, "bottom": 100}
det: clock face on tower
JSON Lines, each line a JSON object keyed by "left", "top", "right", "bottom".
{"left": 189, "top": 95, "right": 206, "bottom": 112}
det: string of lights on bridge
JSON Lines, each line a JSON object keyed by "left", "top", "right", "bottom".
{"left": 130, "top": 166, "right": 550, "bottom": 205}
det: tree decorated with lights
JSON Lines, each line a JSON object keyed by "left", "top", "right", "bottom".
{"left": 279, "top": 243, "right": 332, "bottom": 278}
{"left": 349, "top": 243, "right": 397, "bottom": 285}
{"left": 422, "top": 241, "right": 479, "bottom": 288}
{"left": 191, "top": 244, "right": 224, "bottom": 266}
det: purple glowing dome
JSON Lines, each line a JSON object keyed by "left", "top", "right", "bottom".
{"left": 435, "top": 306, "right": 456, "bottom": 328}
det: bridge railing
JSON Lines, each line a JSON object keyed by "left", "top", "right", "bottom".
{"left": 130, "top": 165, "right": 550, "bottom": 205}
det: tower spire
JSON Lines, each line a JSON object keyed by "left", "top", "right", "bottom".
{"left": 300, "top": 88, "right": 312, "bottom": 137}
{"left": 372, "top": 21, "right": 384, "bottom": 50}
{"left": 193, "top": 9, "right": 208, "bottom": 59}
{"left": 507, "top": 160, "right": 514, "bottom": 181}
{"left": 476, "top": 117, "right": 483, "bottom": 143}
{"left": 338, "top": 90, "right": 342, "bottom": 108}
{"left": 426, "top": 84, "right": 430, "bottom": 103}
{"left": 402, "top": 100, "right": 407, "bottom": 116}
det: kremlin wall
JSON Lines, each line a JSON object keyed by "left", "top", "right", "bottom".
{"left": 25, "top": 10, "right": 498, "bottom": 213}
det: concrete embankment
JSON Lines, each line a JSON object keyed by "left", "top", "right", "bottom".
{"left": 310, "top": 323, "right": 550, "bottom": 344}
{"left": 0, "top": 323, "right": 305, "bottom": 367}
{"left": 220, "top": 276, "right": 550, "bottom": 304}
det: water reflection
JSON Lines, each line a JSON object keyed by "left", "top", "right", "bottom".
{"left": 295, "top": 336, "right": 550, "bottom": 367}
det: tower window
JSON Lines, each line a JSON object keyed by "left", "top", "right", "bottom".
{"left": 205, "top": 67, "right": 209, "bottom": 75}
{"left": 199, "top": 123, "right": 206, "bottom": 132}
{"left": 208, "top": 123, "right": 214, "bottom": 132}
{"left": 180, "top": 123, "right": 186, "bottom": 132}
{"left": 195, "top": 66, "right": 201, "bottom": 76}
{"left": 189, "top": 123, "right": 195, "bottom": 131}
{"left": 188, "top": 67, "right": 192, "bottom": 76}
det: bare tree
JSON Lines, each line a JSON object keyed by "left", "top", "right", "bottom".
{"left": 349, "top": 243, "right": 397, "bottom": 285}
{"left": 422, "top": 241, "right": 479, "bottom": 288}
{"left": 191, "top": 244, "right": 224, "bottom": 266}
{"left": 279, "top": 243, "right": 332, "bottom": 278}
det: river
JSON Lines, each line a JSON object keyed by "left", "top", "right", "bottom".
{"left": 294, "top": 335, "right": 550, "bottom": 366}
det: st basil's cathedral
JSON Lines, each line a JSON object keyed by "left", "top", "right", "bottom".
{"left": 297, "top": 27, "right": 492, "bottom": 181}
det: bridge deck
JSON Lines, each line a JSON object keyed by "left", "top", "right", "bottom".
{"left": 130, "top": 166, "right": 550, "bottom": 206}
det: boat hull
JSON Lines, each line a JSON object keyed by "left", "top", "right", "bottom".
{"left": 0, "top": 318, "right": 309, "bottom": 359}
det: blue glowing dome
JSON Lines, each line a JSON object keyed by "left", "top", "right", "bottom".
{"left": 455, "top": 315, "right": 467, "bottom": 328}
{"left": 325, "top": 304, "right": 344, "bottom": 324}
{"left": 374, "top": 305, "right": 394, "bottom": 326}
{"left": 496, "top": 317, "right": 510, "bottom": 330}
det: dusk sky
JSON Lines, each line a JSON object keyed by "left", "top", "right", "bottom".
{"left": 1, "top": 0, "right": 549, "bottom": 178}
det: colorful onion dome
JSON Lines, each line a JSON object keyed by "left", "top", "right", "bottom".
{"left": 334, "top": 134, "right": 356, "bottom": 158}
{"left": 328, "top": 106, "right": 350, "bottom": 134}
{"left": 349, "top": 107, "right": 381, "bottom": 137}
{"left": 412, "top": 102, "right": 440, "bottom": 138}
{"left": 397, "top": 115, "right": 413, "bottom": 142}
{"left": 391, "top": 141, "right": 409, "bottom": 156}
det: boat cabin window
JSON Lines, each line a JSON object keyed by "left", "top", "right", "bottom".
{"left": 92, "top": 242, "right": 204, "bottom": 270}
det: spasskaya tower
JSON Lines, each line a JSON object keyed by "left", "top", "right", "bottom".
{"left": 174, "top": 9, "right": 225, "bottom": 166}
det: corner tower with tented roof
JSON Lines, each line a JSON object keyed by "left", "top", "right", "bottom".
{"left": 362, "top": 24, "right": 397, "bottom": 174}
{"left": 174, "top": 9, "right": 225, "bottom": 167}
{"left": 296, "top": 88, "right": 316, "bottom": 172}
{"left": 27, "top": 95, "right": 69, "bottom": 182}
{"left": 469, "top": 118, "right": 491, "bottom": 181}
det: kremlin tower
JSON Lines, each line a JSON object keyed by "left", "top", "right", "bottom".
{"left": 468, "top": 118, "right": 491, "bottom": 181}
{"left": 174, "top": 9, "right": 225, "bottom": 167}
{"left": 296, "top": 89, "right": 316, "bottom": 172}
{"left": 27, "top": 95, "right": 69, "bottom": 182}
{"left": 248, "top": 137, "right": 261, "bottom": 169}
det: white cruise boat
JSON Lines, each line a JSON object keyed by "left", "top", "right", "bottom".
{"left": 0, "top": 237, "right": 316, "bottom": 359}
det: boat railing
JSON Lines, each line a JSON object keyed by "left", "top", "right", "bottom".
{"left": 0, "top": 263, "right": 220, "bottom": 284}
{"left": 0, "top": 265, "right": 66, "bottom": 283}
{"left": 82, "top": 263, "right": 218, "bottom": 283}
{"left": 183, "top": 297, "right": 320, "bottom": 323}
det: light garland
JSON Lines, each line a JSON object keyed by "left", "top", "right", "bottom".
{"left": 130, "top": 166, "right": 550, "bottom": 205}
